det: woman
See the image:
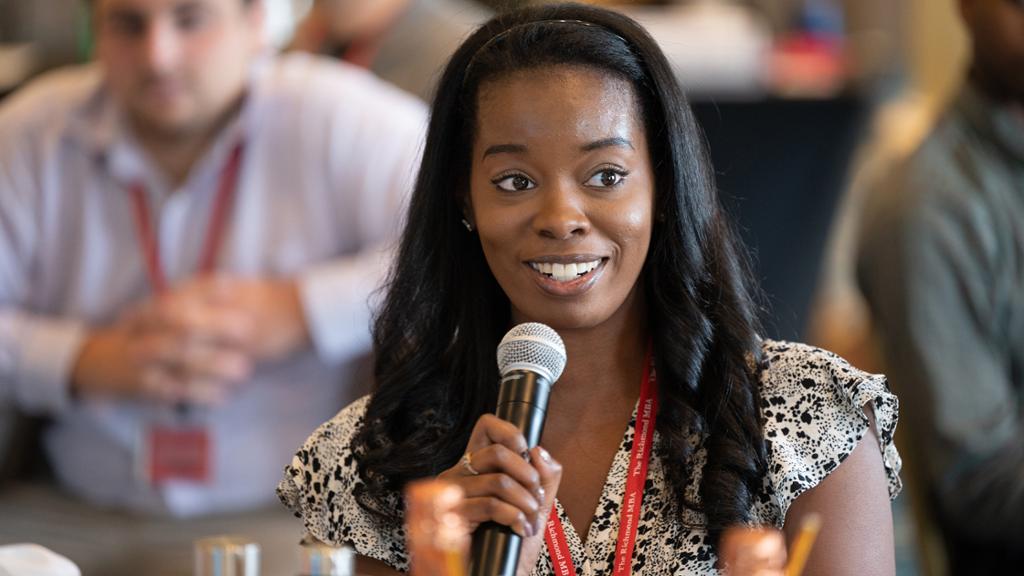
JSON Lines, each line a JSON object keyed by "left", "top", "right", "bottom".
{"left": 279, "top": 4, "right": 901, "bottom": 575}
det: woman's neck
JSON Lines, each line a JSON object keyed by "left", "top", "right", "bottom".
{"left": 548, "top": 291, "right": 648, "bottom": 406}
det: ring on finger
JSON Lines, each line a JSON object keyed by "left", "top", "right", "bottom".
{"left": 461, "top": 452, "right": 480, "bottom": 476}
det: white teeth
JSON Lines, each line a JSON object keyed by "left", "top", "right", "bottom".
{"left": 529, "top": 259, "right": 601, "bottom": 282}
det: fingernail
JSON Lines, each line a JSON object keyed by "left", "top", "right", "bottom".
{"left": 538, "top": 447, "right": 551, "bottom": 464}
{"left": 537, "top": 486, "right": 545, "bottom": 501}
{"left": 523, "top": 519, "right": 534, "bottom": 538}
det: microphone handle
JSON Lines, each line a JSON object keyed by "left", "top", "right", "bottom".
{"left": 469, "top": 523, "right": 521, "bottom": 576}
{"left": 495, "top": 370, "right": 552, "bottom": 447}
{"left": 469, "top": 371, "right": 552, "bottom": 576}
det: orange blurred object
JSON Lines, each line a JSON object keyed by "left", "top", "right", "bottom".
{"left": 406, "top": 479, "right": 470, "bottom": 576}
{"left": 720, "top": 526, "right": 787, "bottom": 576}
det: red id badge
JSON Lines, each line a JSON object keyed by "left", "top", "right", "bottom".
{"left": 143, "top": 424, "right": 213, "bottom": 485}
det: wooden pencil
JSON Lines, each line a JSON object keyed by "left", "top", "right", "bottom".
{"left": 785, "top": 513, "right": 822, "bottom": 576}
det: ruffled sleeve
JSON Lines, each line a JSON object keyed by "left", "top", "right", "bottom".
{"left": 277, "top": 395, "right": 409, "bottom": 571}
{"left": 754, "top": 341, "right": 903, "bottom": 525}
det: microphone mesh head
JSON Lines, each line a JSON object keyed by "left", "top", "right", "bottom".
{"left": 497, "top": 323, "right": 567, "bottom": 382}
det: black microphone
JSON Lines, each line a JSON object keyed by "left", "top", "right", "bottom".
{"left": 470, "top": 323, "right": 567, "bottom": 576}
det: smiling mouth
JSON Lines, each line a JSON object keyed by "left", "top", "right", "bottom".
{"left": 528, "top": 259, "right": 603, "bottom": 282}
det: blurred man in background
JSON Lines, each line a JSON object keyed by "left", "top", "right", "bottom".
{"left": 857, "top": 0, "right": 1023, "bottom": 571}
{"left": 0, "top": 0, "right": 425, "bottom": 573}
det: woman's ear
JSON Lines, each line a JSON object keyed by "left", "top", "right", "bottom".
{"left": 461, "top": 196, "right": 475, "bottom": 232}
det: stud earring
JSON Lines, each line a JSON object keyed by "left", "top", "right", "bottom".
{"left": 461, "top": 217, "right": 474, "bottom": 232}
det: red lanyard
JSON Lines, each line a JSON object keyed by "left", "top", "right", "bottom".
{"left": 544, "top": 348, "right": 659, "bottom": 576}
{"left": 128, "top": 142, "right": 244, "bottom": 293}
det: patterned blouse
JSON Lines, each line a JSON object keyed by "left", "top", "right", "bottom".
{"left": 278, "top": 340, "right": 902, "bottom": 575}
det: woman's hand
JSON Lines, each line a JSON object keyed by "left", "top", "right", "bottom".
{"left": 437, "top": 414, "right": 562, "bottom": 576}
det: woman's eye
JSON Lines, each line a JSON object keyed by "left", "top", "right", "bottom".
{"left": 492, "top": 174, "right": 536, "bottom": 192}
{"left": 585, "top": 169, "right": 627, "bottom": 188}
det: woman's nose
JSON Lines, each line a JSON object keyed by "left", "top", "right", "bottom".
{"left": 532, "top": 181, "right": 589, "bottom": 240}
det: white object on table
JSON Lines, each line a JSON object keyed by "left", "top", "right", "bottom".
{"left": 0, "top": 543, "right": 80, "bottom": 576}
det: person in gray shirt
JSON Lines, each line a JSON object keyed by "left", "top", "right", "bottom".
{"left": 856, "top": 0, "right": 1023, "bottom": 571}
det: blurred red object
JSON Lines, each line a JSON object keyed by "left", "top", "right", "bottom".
{"left": 768, "top": 34, "right": 847, "bottom": 98}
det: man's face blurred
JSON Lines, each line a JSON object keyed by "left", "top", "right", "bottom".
{"left": 962, "top": 0, "right": 1024, "bottom": 102}
{"left": 94, "top": 0, "right": 263, "bottom": 138}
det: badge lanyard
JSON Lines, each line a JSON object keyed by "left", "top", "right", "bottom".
{"left": 544, "top": 348, "right": 659, "bottom": 576}
{"left": 129, "top": 141, "right": 244, "bottom": 293}
{"left": 130, "top": 141, "right": 244, "bottom": 485}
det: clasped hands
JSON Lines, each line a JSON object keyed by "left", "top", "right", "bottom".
{"left": 70, "top": 275, "right": 309, "bottom": 406}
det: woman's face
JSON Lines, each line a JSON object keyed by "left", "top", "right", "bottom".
{"left": 469, "top": 65, "right": 655, "bottom": 333}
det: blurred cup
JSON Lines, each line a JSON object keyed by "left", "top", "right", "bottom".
{"left": 720, "top": 526, "right": 786, "bottom": 576}
{"left": 405, "top": 479, "right": 469, "bottom": 576}
{"left": 194, "top": 535, "right": 260, "bottom": 576}
{"left": 298, "top": 540, "right": 354, "bottom": 576}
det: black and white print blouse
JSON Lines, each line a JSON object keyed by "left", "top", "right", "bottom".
{"left": 277, "top": 340, "right": 902, "bottom": 575}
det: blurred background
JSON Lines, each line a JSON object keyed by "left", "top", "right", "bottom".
{"left": 0, "top": 0, "right": 975, "bottom": 574}
{"left": 0, "top": 1, "right": 970, "bottom": 340}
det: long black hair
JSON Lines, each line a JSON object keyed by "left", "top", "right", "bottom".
{"left": 352, "top": 3, "right": 767, "bottom": 546}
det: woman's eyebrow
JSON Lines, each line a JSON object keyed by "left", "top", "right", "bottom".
{"left": 483, "top": 137, "right": 634, "bottom": 159}
{"left": 482, "top": 143, "right": 527, "bottom": 158}
{"left": 581, "top": 137, "right": 634, "bottom": 152}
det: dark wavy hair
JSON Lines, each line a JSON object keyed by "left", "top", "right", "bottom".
{"left": 352, "top": 3, "right": 767, "bottom": 546}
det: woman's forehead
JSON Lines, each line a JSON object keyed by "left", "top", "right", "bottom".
{"left": 473, "top": 66, "right": 643, "bottom": 149}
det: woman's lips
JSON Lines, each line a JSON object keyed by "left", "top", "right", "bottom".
{"left": 524, "top": 258, "right": 607, "bottom": 296}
